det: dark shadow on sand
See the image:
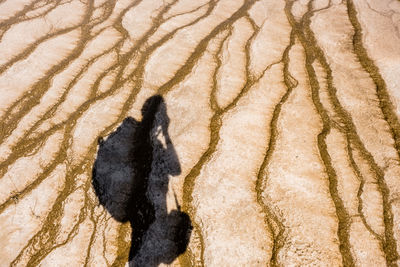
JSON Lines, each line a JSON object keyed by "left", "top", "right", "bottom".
{"left": 92, "top": 95, "right": 192, "bottom": 266}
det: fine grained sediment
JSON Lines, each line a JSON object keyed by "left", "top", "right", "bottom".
{"left": 0, "top": 0, "right": 400, "bottom": 266}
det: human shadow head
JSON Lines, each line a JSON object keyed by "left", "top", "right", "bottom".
{"left": 92, "top": 95, "right": 191, "bottom": 266}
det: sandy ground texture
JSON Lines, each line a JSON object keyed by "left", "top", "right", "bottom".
{"left": 0, "top": 0, "right": 400, "bottom": 266}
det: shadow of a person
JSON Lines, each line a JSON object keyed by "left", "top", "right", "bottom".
{"left": 92, "top": 95, "right": 192, "bottom": 266}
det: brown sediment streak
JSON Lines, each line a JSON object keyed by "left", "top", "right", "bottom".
{"left": 0, "top": 0, "right": 122, "bottom": 139}
{"left": 7, "top": 45, "right": 121, "bottom": 140}
{"left": 345, "top": 135, "right": 383, "bottom": 242}
{"left": 8, "top": 9, "right": 130, "bottom": 267}
{"left": 284, "top": 0, "right": 400, "bottom": 265}
{"left": 255, "top": 29, "right": 296, "bottom": 267}
{"left": 0, "top": 0, "right": 42, "bottom": 41}
{"left": 157, "top": 0, "right": 259, "bottom": 96}
{"left": 0, "top": 0, "right": 124, "bottom": 143}
{"left": 4, "top": 0, "right": 397, "bottom": 265}
{"left": 178, "top": 27, "right": 233, "bottom": 267}
{"left": 164, "top": 0, "right": 213, "bottom": 21}
{"left": 8, "top": 1, "right": 188, "bottom": 263}
{"left": 10, "top": 126, "right": 102, "bottom": 265}
{"left": 0, "top": 65, "right": 115, "bottom": 179}
{"left": 179, "top": 2, "right": 283, "bottom": 264}
{"left": 346, "top": 0, "right": 400, "bottom": 159}
{"left": 0, "top": 0, "right": 96, "bottom": 143}
{"left": 0, "top": 0, "right": 43, "bottom": 28}
{"left": 111, "top": 223, "right": 131, "bottom": 267}
{"left": 0, "top": 0, "right": 213, "bottom": 206}
{"left": 83, "top": 173, "right": 102, "bottom": 267}
{"left": 82, "top": 200, "right": 107, "bottom": 265}
{"left": 0, "top": 25, "right": 78, "bottom": 75}
{"left": 14, "top": 144, "right": 105, "bottom": 265}
{"left": 11, "top": 162, "right": 88, "bottom": 266}
{"left": 0, "top": 1, "right": 67, "bottom": 66}
{"left": 288, "top": 0, "right": 399, "bottom": 264}
{"left": 18, "top": 1, "right": 63, "bottom": 23}
{"left": 0, "top": 0, "right": 146, "bottom": 174}
{"left": 98, "top": 211, "right": 111, "bottom": 265}
{"left": 210, "top": 26, "right": 232, "bottom": 112}
{"left": 0, "top": 139, "right": 65, "bottom": 214}
{"left": 41, "top": 0, "right": 223, "bottom": 261}
{"left": 125, "top": 0, "right": 218, "bottom": 97}
{"left": 89, "top": 1, "right": 117, "bottom": 27}
{"left": 0, "top": 0, "right": 215, "bottom": 179}
{"left": 83, "top": 215, "right": 96, "bottom": 266}
{"left": 0, "top": 55, "right": 121, "bottom": 178}
{"left": 284, "top": 1, "right": 356, "bottom": 266}
{"left": 344, "top": 0, "right": 399, "bottom": 264}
